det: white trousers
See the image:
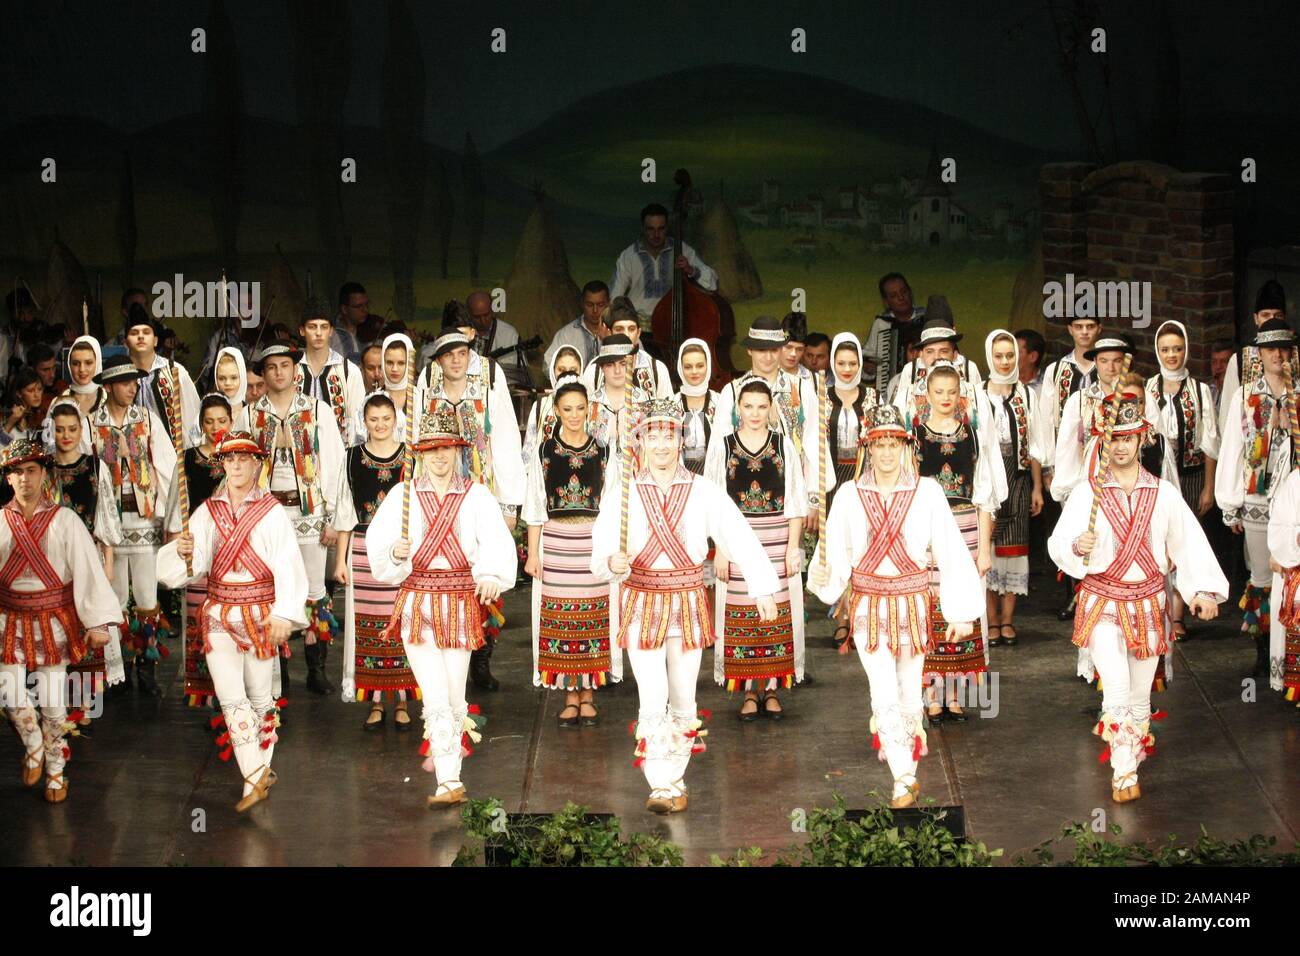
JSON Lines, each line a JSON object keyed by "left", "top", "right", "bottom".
{"left": 1, "top": 662, "right": 70, "bottom": 781}
{"left": 112, "top": 550, "right": 159, "bottom": 613}
{"left": 403, "top": 641, "right": 471, "bottom": 787}
{"left": 626, "top": 635, "right": 701, "bottom": 797}
{"left": 1088, "top": 624, "right": 1159, "bottom": 786}
{"left": 854, "top": 632, "right": 926, "bottom": 799}
{"left": 297, "top": 537, "right": 328, "bottom": 603}
{"left": 206, "top": 631, "right": 276, "bottom": 796}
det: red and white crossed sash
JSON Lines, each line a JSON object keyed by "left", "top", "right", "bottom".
{"left": 631, "top": 481, "right": 694, "bottom": 570}
{"left": 0, "top": 506, "right": 83, "bottom": 667}
{"left": 1073, "top": 481, "right": 1169, "bottom": 657}
{"left": 618, "top": 478, "right": 712, "bottom": 650}
{"left": 209, "top": 495, "right": 279, "bottom": 582}
{"left": 384, "top": 483, "right": 483, "bottom": 650}
{"left": 413, "top": 487, "right": 470, "bottom": 570}
{"left": 200, "top": 494, "right": 281, "bottom": 658}
{"left": 847, "top": 486, "right": 929, "bottom": 656}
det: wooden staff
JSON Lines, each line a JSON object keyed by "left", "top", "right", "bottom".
{"left": 817, "top": 368, "right": 829, "bottom": 576}
{"left": 619, "top": 404, "right": 632, "bottom": 555}
{"left": 167, "top": 360, "right": 192, "bottom": 576}
{"left": 1285, "top": 354, "right": 1300, "bottom": 472}
{"left": 401, "top": 340, "right": 417, "bottom": 541}
{"left": 1084, "top": 354, "right": 1133, "bottom": 567}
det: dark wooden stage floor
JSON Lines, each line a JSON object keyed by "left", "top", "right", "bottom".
{"left": 3, "top": 569, "right": 1297, "bottom": 866}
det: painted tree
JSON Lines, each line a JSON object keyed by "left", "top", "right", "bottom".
{"left": 288, "top": 0, "right": 352, "bottom": 298}
{"left": 503, "top": 185, "right": 581, "bottom": 341}
{"left": 696, "top": 182, "right": 762, "bottom": 301}
{"left": 201, "top": 0, "right": 244, "bottom": 274}
{"left": 433, "top": 159, "right": 455, "bottom": 279}
{"left": 381, "top": 0, "right": 426, "bottom": 323}
{"left": 463, "top": 133, "right": 485, "bottom": 282}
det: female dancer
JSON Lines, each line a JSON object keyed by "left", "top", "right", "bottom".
{"left": 674, "top": 338, "right": 719, "bottom": 476}
{"left": 334, "top": 392, "right": 417, "bottom": 729}
{"left": 705, "top": 379, "right": 806, "bottom": 719}
{"left": 981, "top": 331, "right": 1045, "bottom": 646}
{"left": 912, "top": 363, "right": 1004, "bottom": 721}
{"left": 825, "top": 333, "right": 879, "bottom": 648}
{"left": 169, "top": 394, "right": 233, "bottom": 707}
{"left": 1146, "top": 320, "right": 1219, "bottom": 638}
{"left": 523, "top": 376, "right": 615, "bottom": 726}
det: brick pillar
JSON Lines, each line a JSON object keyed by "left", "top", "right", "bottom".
{"left": 1166, "top": 173, "right": 1235, "bottom": 380}
{"left": 1038, "top": 163, "right": 1094, "bottom": 359}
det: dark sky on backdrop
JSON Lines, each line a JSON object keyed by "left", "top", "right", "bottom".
{"left": 1, "top": 0, "right": 1294, "bottom": 152}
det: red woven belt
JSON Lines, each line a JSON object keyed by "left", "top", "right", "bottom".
{"left": 0, "top": 582, "right": 74, "bottom": 613}
{"left": 207, "top": 578, "right": 276, "bottom": 606}
{"left": 404, "top": 567, "right": 477, "bottom": 592}
{"left": 851, "top": 568, "right": 929, "bottom": 597}
{"left": 626, "top": 565, "right": 704, "bottom": 591}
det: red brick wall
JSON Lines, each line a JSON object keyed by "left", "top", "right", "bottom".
{"left": 1038, "top": 161, "right": 1235, "bottom": 379}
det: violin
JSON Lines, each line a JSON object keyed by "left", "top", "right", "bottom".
{"left": 650, "top": 169, "right": 738, "bottom": 391}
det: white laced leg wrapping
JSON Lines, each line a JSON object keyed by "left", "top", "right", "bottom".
{"left": 855, "top": 628, "right": 927, "bottom": 799}
{"left": 2, "top": 661, "right": 43, "bottom": 773}
{"left": 207, "top": 631, "right": 266, "bottom": 796}
{"left": 1089, "top": 623, "right": 1159, "bottom": 786}
{"left": 405, "top": 639, "right": 471, "bottom": 787}
{"left": 627, "top": 634, "right": 701, "bottom": 797}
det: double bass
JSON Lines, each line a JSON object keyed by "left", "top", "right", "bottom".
{"left": 650, "top": 169, "right": 738, "bottom": 391}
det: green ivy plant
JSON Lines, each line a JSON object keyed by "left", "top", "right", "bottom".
{"left": 455, "top": 798, "right": 683, "bottom": 867}
{"left": 1019, "top": 822, "right": 1300, "bottom": 867}
{"left": 772, "top": 792, "right": 1003, "bottom": 867}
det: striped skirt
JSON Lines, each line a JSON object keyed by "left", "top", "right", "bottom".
{"left": 1176, "top": 468, "right": 1206, "bottom": 513}
{"left": 925, "top": 502, "right": 986, "bottom": 681}
{"left": 714, "top": 512, "right": 801, "bottom": 691}
{"left": 989, "top": 460, "right": 1032, "bottom": 596}
{"left": 182, "top": 579, "right": 215, "bottom": 706}
{"left": 344, "top": 528, "right": 417, "bottom": 698}
{"left": 533, "top": 518, "right": 612, "bottom": 690}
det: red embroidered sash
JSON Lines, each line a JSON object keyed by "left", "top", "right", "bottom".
{"left": 618, "top": 480, "right": 712, "bottom": 650}
{"left": 847, "top": 487, "right": 929, "bottom": 656}
{"left": 0, "top": 508, "right": 83, "bottom": 666}
{"left": 1073, "top": 484, "right": 1169, "bottom": 657}
{"left": 384, "top": 487, "right": 483, "bottom": 649}
{"left": 199, "top": 495, "right": 281, "bottom": 659}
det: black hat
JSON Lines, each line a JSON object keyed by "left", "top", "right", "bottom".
{"left": 441, "top": 299, "right": 472, "bottom": 332}
{"left": 94, "top": 354, "right": 148, "bottom": 385}
{"left": 742, "top": 315, "right": 787, "bottom": 350}
{"left": 918, "top": 316, "right": 962, "bottom": 346}
{"left": 300, "top": 296, "right": 333, "bottom": 326}
{"left": 124, "top": 301, "right": 163, "bottom": 338}
{"left": 781, "top": 312, "right": 808, "bottom": 343}
{"left": 431, "top": 330, "right": 473, "bottom": 360}
{"left": 1083, "top": 333, "right": 1136, "bottom": 361}
{"left": 923, "top": 295, "right": 955, "bottom": 328}
{"left": 252, "top": 343, "right": 303, "bottom": 370}
{"left": 594, "top": 333, "right": 637, "bottom": 365}
{"left": 1252, "top": 318, "right": 1296, "bottom": 349}
{"left": 1255, "top": 280, "right": 1287, "bottom": 315}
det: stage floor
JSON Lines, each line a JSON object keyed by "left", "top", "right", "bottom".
{"left": 3, "top": 569, "right": 1297, "bottom": 866}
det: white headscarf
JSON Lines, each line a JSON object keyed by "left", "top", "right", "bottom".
{"left": 69, "top": 334, "right": 102, "bottom": 395}
{"left": 548, "top": 344, "right": 584, "bottom": 389}
{"left": 381, "top": 333, "right": 415, "bottom": 389}
{"left": 677, "top": 338, "right": 712, "bottom": 397}
{"left": 983, "top": 330, "right": 1019, "bottom": 386}
{"left": 214, "top": 346, "right": 248, "bottom": 404}
{"left": 830, "top": 332, "right": 863, "bottom": 389}
{"left": 1154, "top": 320, "right": 1189, "bottom": 382}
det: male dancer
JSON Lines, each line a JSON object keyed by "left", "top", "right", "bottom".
{"left": 592, "top": 399, "right": 779, "bottom": 814}
{"left": 1050, "top": 390, "right": 1226, "bottom": 802}
{"left": 0, "top": 439, "right": 121, "bottom": 802}
{"left": 124, "top": 303, "right": 200, "bottom": 448}
{"left": 367, "top": 408, "right": 517, "bottom": 808}
{"left": 1217, "top": 318, "right": 1298, "bottom": 681}
{"left": 419, "top": 325, "right": 523, "bottom": 691}
{"left": 89, "top": 355, "right": 177, "bottom": 696}
{"left": 158, "top": 431, "right": 309, "bottom": 812}
{"left": 297, "top": 299, "right": 367, "bottom": 447}
{"left": 238, "top": 343, "right": 345, "bottom": 695}
{"left": 812, "top": 405, "right": 982, "bottom": 807}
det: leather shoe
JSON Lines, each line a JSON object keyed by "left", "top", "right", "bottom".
{"left": 1056, "top": 597, "right": 1077, "bottom": 621}
{"left": 428, "top": 784, "right": 467, "bottom": 809}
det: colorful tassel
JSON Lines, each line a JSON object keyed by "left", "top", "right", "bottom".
{"left": 219, "top": 746, "right": 233, "bottom": 762}
{"left": 1098, "top": 746, "right": 1111, "bottom": 763}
